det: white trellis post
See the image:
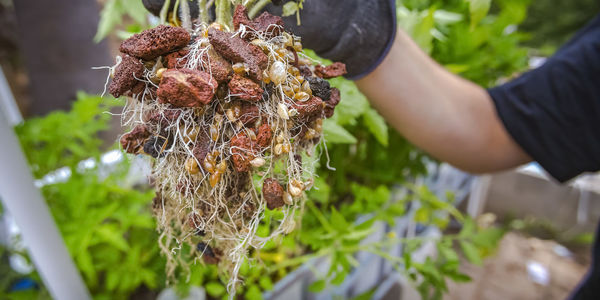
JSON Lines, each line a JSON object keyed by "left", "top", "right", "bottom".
{"left": 0, "top": 67, "right": 91, "bottom": 300}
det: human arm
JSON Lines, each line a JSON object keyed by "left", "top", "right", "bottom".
{"left": 355, "top": 30, "right": 532, "bottom": 173}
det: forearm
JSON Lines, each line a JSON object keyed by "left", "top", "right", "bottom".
{"left": 356, "top": 30, "right": 531, "bottom": 173}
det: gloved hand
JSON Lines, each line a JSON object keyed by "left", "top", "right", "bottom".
{"left": 142, "top": 0, "right": 199, "bottom": 19}
{"left": 140, "top": 0, "right": 396, "bottom": 79}
{"left": 268, "top": 0, "right": 396, "bottom": 79}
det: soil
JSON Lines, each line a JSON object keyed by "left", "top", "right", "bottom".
{"left": 157, "top": 68, "right": 217, "bottom": 107}
{"left": 262, "top": 178, "right": 285, "bottom": 210}
{"left": 120, "top": 25, "right": 190, "bottom": 60}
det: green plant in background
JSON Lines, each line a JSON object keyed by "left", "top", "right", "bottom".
{"left": 520, "top": 0, "right": 600, "bottom": 55}
{"left": 11, "top": 93, "right": 164, "bottom": 299}
{"left": 1, "top": 0, "right": 535, "bottom": 299}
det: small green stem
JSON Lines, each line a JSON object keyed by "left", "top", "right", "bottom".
{"left": 198, "top": 0, "right": 208, "bottom": 23}
{"left": 215, "top": 0, "right": 233, "bottom": 28}
{"left": 248, "top": 0, "right": 270, "bottom": 19}
{"left": 244, "top": 0, "right": 257, "bottom": 8}
{"left": 180, "top": 0, "right": 192, "bottom": 31}
{"left": 271, "top": 248, "right": 331, "bottom": 270}
{"left": 305, "top": 200, "right": 334, "bottom": 233}
{"left": 160, "top": 0, "right": 172, "bottom": 24}
{"left": 173, "top": 0, "right": 181, "bottom": 24}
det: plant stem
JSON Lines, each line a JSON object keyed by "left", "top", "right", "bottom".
{"left": 160, "top": 0, "right": 172, "bottom": 24}
{"left": 215, "top": 0, "right": 233, "bottom": 28}
{"left": 172, "top": 0, "right": 181, "bottom": 25}
{"left": 180, "top": 0, "right": 192, "bottom": 31}
{"left": 248, "top": 0, "right": 270, "bottom": 19}
{"left": 197, "top": 0, "right": 208, "bottom": 23}
{"left": 244, "top": 0, "right": 257, "bottom": 8}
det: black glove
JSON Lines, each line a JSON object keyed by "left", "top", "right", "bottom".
{"left": 141, "top": 0, "right": 396, "bottom": 79}
{"left": 142, "top": 0, "right": 200, "bottom": 19}
{"left": 268, "top": 0, "right": 396, "bottom": 79}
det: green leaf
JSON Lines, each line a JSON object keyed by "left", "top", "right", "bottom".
{"left": 95, "top": 0, "right": 122, "bottom": 42}
{"left": 258, "top": 276, "right": 273, "bottom": 291}
{"left": 282, "top": 2, "right": 299, "bottom": 17}
{"left": 205, "top": 281, "right": 226, "bottom": 297}
{"left": 120, "top": 0, "right": 147, "bottom": 25}
{"left": 459, "top": 241, "right": 482, "bottom": 265}
{"left": 446, "top": 271, "right": 472, "bottom": 283}
{"left": 459, "top": 217, "right": 476, "bottom": 238}
{"left": 308, "top": 279, "right": 326, "bottom": 292}
{"left": 331, "top": 271, "right": 347, "bottom": 285}
{"left": 96, "top": 225, "right": 130, "bottom": 251}
{"left": 467, "top": 0, "right": 492, "bottom": 29}
{"left": 363, "top": 108, "right": 388, "bottom": 146}
{"left": 245, "top": 284, "right": 263, "bottom": 300}
{"left": 471, "top": 227, "right": 505, "bottom": 248}
{"left": 330, "top": 207, "right": 349, "bottom": 232}
{"left": 323, "top": 120, "right": 357, "bottom": 144}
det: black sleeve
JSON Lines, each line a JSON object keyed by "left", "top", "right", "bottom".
{"left": 488, "top": 15, "right": 600, "bottom": 182}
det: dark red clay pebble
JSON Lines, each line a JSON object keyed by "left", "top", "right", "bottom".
{"left": 289, "top": 96, "right": 324, "bottom": 122}
{"left": 145, "top": 109, "right": 182, "bottom": 129}
{"left": 197, "top": 242, "right": 219, "bottom": 264}
{"left": 255, "top": 123, "right": 273, "bottom": 149}
{"left": 201, "top": 48, "right": 233, "bottom": 83}
{"left": 208, "top": 27, "right": 268, "bottom": 82}
{"left": 263, "top": 178, "right": 285, "bottom": 210}
{"left": 109, "top": 54, "right": 145, "bottom": 98}
{"left": 230, "top": 132, "right": 256, "bottom": 172}
{"left": 192, "top": 129, "right": 211, "bottom": 172}
{"left": 324, "top": 87, "right": 341, "bottom": 118}
{"left": 120, "top": 25, "right": 190, "bottom": 60}
{"left": 120, "top": 124, "right": 151, "bottom": 154}
{"left": 315, "top": 62, "right": 347, "bottom": 79}
{"left": 238, "top": 102, "right": 260, "bottom": 127}
{"left": 164, "top": 49, "right": 189, "bottom": 69}
{"left": 157, "top": 68, "right": 217, "bottom": 107}
{"left": 228, "top": 74, "right": 264, "bottom": 102}
{"left": 233, "top": 5, "right": 284, "bottom": 39}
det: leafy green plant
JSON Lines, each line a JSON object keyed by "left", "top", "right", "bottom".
{"left": 13, "top": 93, "right": 164, "bottom": 299}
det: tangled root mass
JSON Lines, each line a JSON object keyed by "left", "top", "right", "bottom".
{"left": 109, "top": 5, "right": 346, "bottom": 295}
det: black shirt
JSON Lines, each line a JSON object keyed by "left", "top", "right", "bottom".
{"left": 488, "top": 15, "right": 600, "bottom": 299}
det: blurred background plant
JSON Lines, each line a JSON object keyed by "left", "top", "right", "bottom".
{"left": 0, "top": 0, "right": 597, "bottom": 299}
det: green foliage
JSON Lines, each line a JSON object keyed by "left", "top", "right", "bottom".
{"left": 14, "top": 93, "right": 116, "bottom": 178}
{"left": 13, "top": 94, "right": 163, "bottom": 299}
{"left": 95, "top": 0, "right": 148, "bottom": 42}
{"left": 519, "top": 0, "right": 600, "bottom": 54}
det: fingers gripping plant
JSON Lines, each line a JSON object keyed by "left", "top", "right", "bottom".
{"left": 107, "top": 0, "right": 344, "bottom": 295}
